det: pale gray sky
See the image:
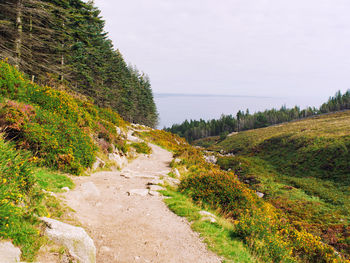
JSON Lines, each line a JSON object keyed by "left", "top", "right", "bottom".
{"left": 94, "top": 0, "right": 350, "bottom": 101}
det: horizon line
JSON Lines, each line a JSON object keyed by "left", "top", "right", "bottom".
{"left": 154, "top": 92, "right": 277, "bottom": 99}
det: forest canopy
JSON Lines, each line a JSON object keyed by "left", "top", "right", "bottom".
{"left": 0, "top": 0, "right": 158, "bottom": 127}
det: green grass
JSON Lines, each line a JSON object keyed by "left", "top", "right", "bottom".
{"left": 208, "top": 111, "right": 350, "bottom": 257}
{"left": 130, "top": 141, "right": 152, "bottom": 154}
{"left": 161, "top": 188, "right": 257, "bottom": 263}
{"left": 34, "top": 168, "right": 74, "bottom": 192}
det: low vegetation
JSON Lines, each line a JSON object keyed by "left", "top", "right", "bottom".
{"left": 193, "top": 111, "right": 350, "bottom": 259}
{"left": 0, "top": 135, "right": 74, "bottom": 260}
{"left": 130, "top": 142, "right": 152, "bottom": 154}
{"left": 0, "top": 61, "right": 128, "bottom": 260}
{"left": 141, "top": 128, "right": 348, "bottom": 262}
{"left": 0, "top": 60, "right": 127, "bottom": 174}
{"left": 162, "top": 188, "right": 256, "bottom": 263}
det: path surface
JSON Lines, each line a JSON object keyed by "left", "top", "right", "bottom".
{"left": 64, "top": 144, "right": 222, "bottom": 263}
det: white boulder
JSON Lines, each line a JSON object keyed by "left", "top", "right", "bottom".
{"left": 41, "top": 217, "right": 96, "bottom": 263}
{"left": 0, "top": 241, "right": 21, "bottom": 263}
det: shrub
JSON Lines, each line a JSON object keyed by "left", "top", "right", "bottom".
{"left": 0, "top": 136, "right": 42, "bottom": 260}
{"left": 0, "top": 61, "right": 128, "bottom": 174}
{"left": 130, "top": 142, "right": 152, "bottom": 154}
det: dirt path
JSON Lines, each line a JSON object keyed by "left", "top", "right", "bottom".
{"left": 63, "top": 144, "right": 222, "bottom": 263}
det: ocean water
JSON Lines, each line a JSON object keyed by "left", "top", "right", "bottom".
{"left": 154, "top": 93, "right": 324, "bottom": 128}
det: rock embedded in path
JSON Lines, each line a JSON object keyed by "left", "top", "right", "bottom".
{"left": 41, "top": 217, "right": 96, "bottom": 263}
{"left": 0, "top": 241, "right": 21, "bottom": 263}
{"left": 81, "top": 182, "right": 100, "bottom": 198}
{"left": 127, "top": 189, "right": 149, "bottom": 197}
{"left": 147, "top": 185, "right": 165, "bottom": 191}
{"left": 147, "top": 179, "right": 164, "bottom": 185}
{"left": 149, "top": 190, "right": 161, "bottom": 197}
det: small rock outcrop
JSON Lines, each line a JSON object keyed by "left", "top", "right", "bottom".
{"left": 108, "top": 153, "right": 128, "bottom": 169}
{"left": 204, "top": 155, "right": 217, "bottom": 164}
{"left": 0, "top": 241, "right": 21, "bottom": 263}
{"left": 127, "top": 189, "right": 149, "bottom": 197}
{"left": 147, "top": 185, "right": 165, "bottom": 191}
{"left": 41, "top": 217, "right": 96, "bottom": 263}
{"left": 92, "top": 157, "right": 105, "bottom": 171}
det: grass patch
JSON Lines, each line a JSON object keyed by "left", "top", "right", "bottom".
{"left": 130, "top": 141, "right": 152, "bottom": 154}
{"left": 161, "top": 188, "right": 257, "bottom": 263}
{"left": 34, "top": 168, "right": 74, "bottom": 193}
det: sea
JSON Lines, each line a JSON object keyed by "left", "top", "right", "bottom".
{"left": 154, "top": 93, "right": 325, "bottom": 129}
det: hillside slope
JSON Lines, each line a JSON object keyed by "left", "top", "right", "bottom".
{"left": 196, "top": 111, "right": 350, "bottom": 257}
{"left": 0, "top": 61, "right": 138, "bottom": 260}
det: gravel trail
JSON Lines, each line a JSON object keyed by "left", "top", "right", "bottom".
{"left": 63, "top": 144, "right": 222, "bottom": 263}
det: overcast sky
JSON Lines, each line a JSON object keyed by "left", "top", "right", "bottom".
{"left": 93, "top": 0, "right": 350, "bottom": 101}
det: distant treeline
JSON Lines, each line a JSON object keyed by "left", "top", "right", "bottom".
{"left": 0, "top": 0, "right": 158, "bottom": 127}
{"left": 166, "top": 90, "right": 350, "bottom": 142}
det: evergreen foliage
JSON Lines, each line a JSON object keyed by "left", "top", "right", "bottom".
{"left": 0, "top": 0, "right": 158, "bottom": 127}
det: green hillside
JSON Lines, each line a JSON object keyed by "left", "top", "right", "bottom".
{"left": 195, "top": 111, "right": 350, "bottom": 257}
{"left": 0, "top": 61, "right": 131, "bottom": 260}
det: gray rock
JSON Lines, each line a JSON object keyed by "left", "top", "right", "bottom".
{"left": 108, "top": 153, "right": 128, "bottom": 169}
{"left": 204, "top": 155, "right": 217, "bottom": 164}
{"left": 0, "top": 241, "right": 21, "bottom": 263}
{"left": 173, "top": 168, "right": 181, "bottom": 178}
{"left": 164, "top": 178, "right": 180, "bottom": 187}
{"left": 148, "top": 191, "right": 161, "bottom": 197}
{"left": 92, "top": 157, "right": 105, "bottom": 171}
{"left": 81, "top": 182, "right": 100, "bottom": 198}
{"left": 41, "top": 217, "right": 96, "bottom": 263}
{"left": 256, "top": 192, "right": 265, "bottom": 198}
{"left": 147, "top": 185, "right": 165, "bottom": 191}
{"left": 127, "top": 189, "right": 149, "bottom": 197}
{"left": 147, "top": 179, "right": 164, "bottom": 185}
